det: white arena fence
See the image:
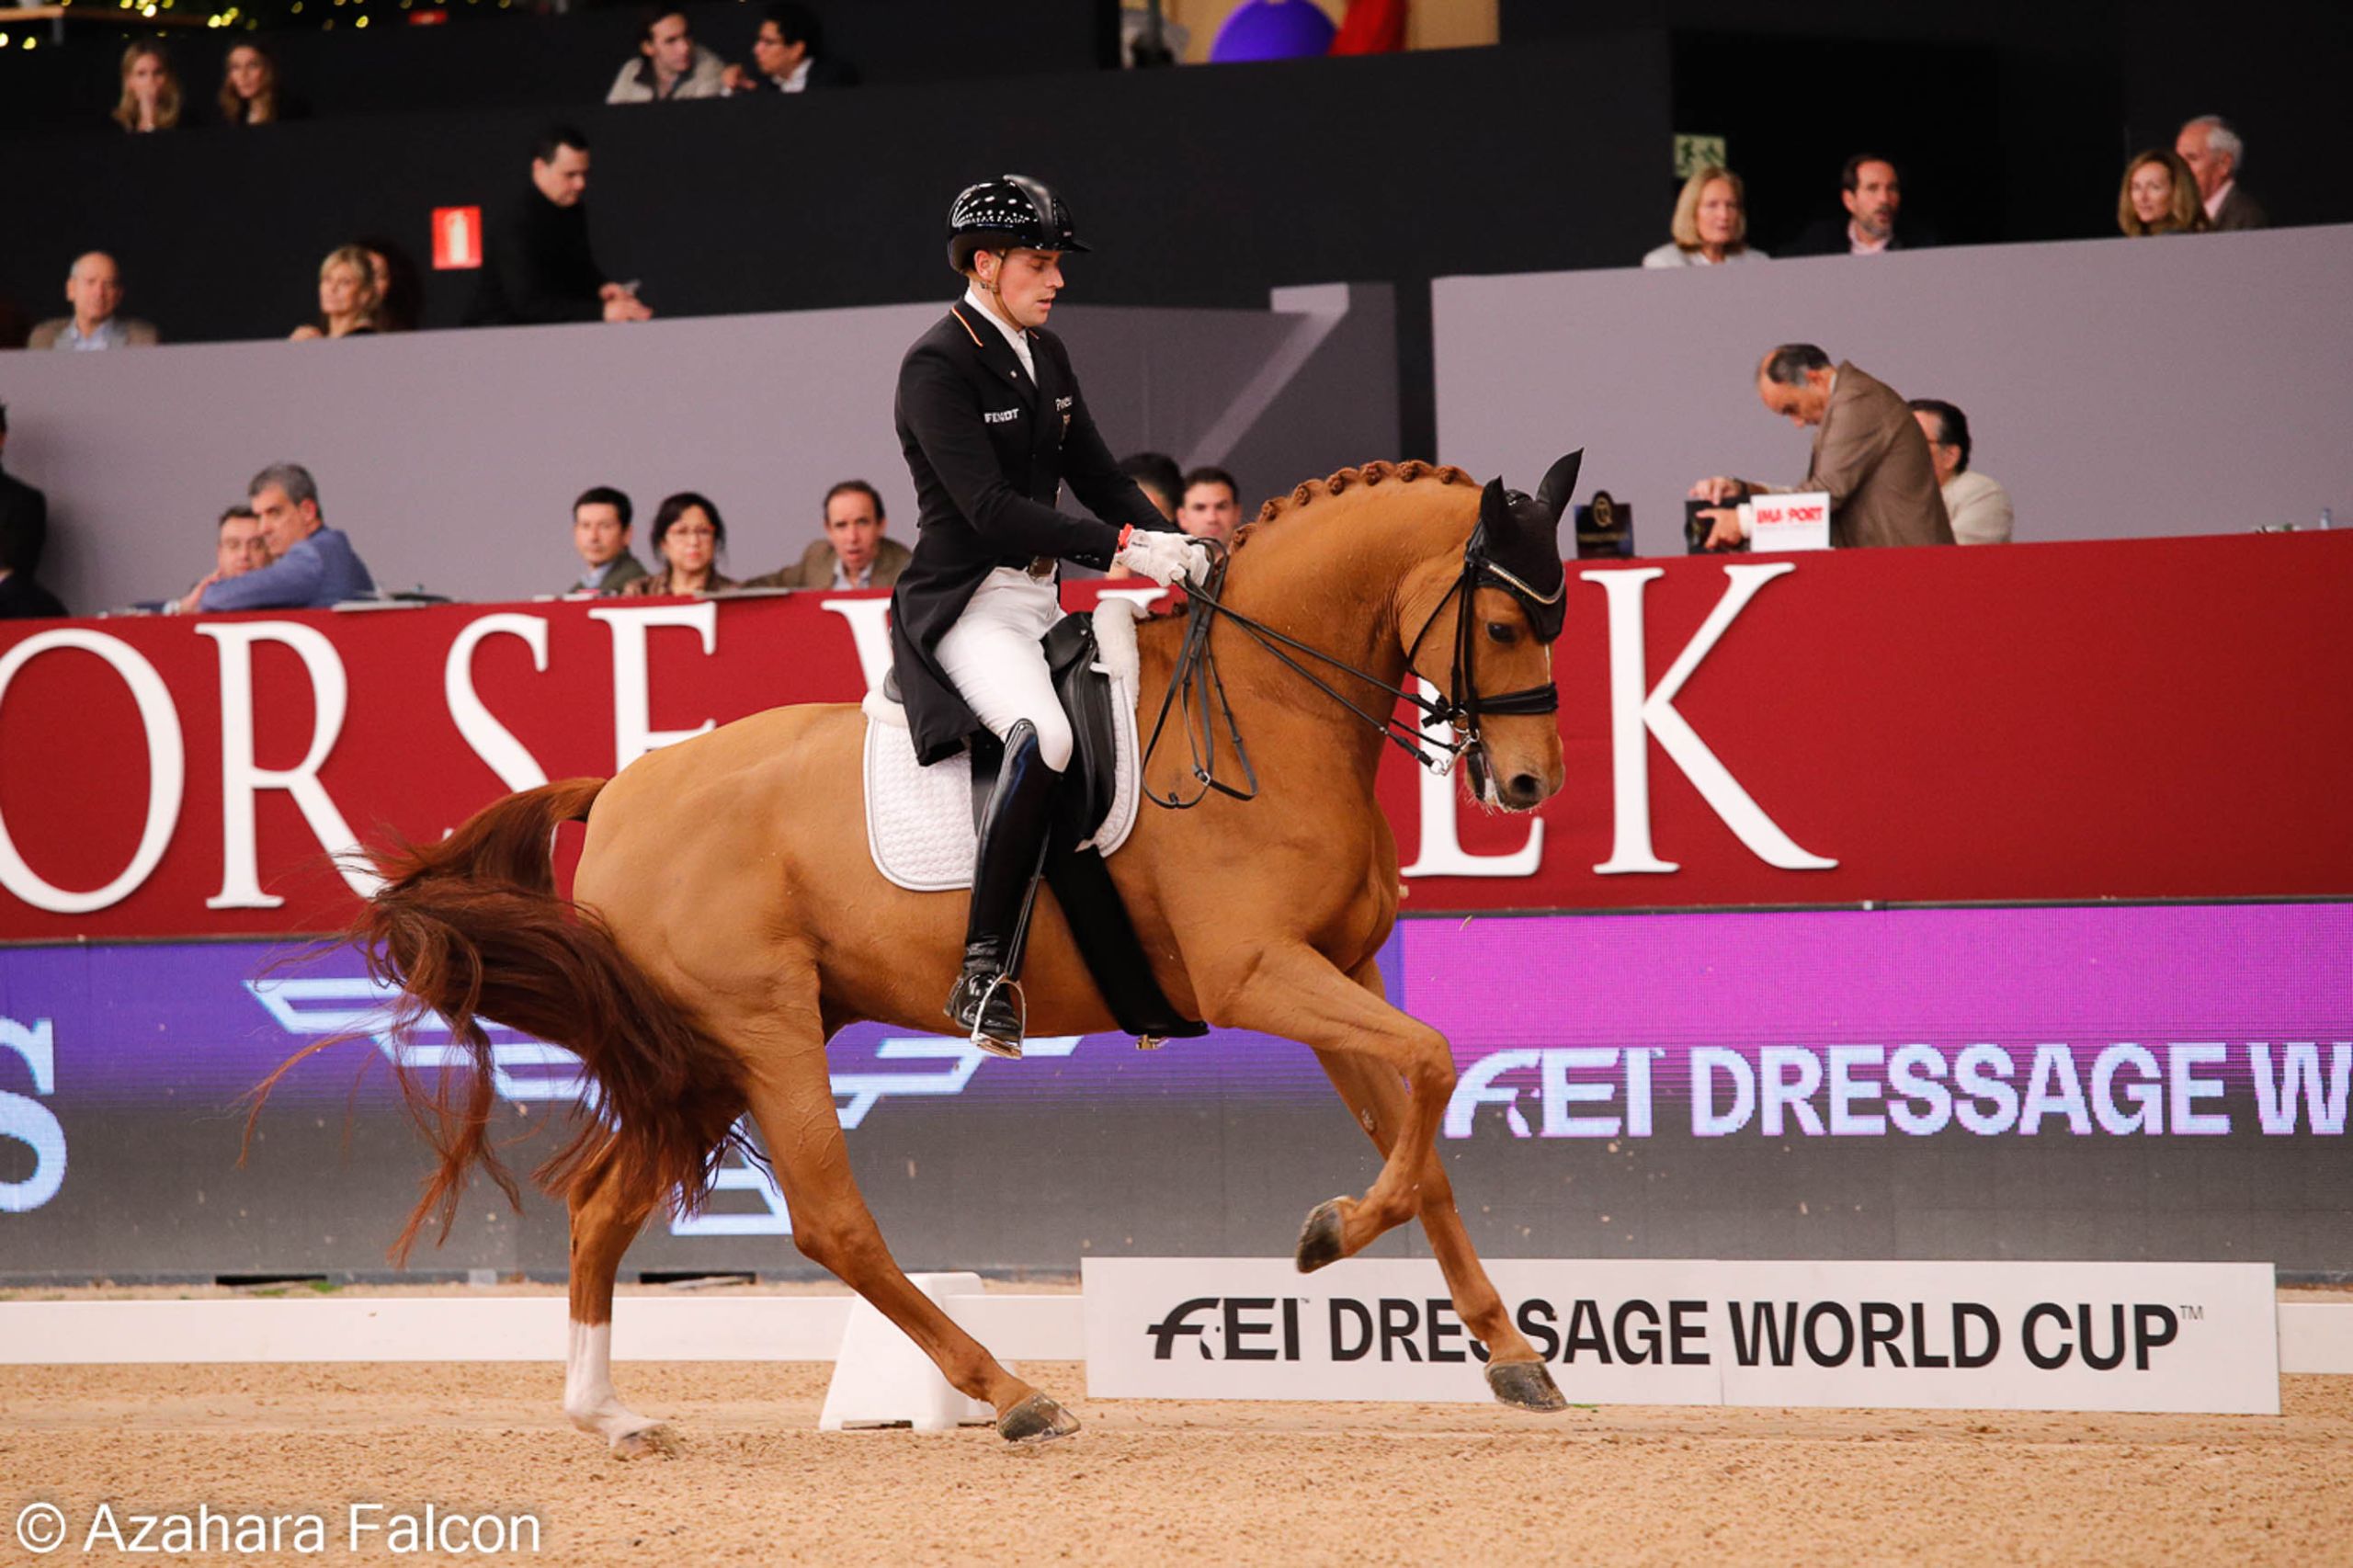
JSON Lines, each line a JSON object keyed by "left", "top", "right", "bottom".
{"left": 1, "top": 1262, "right": 2347, "bottom": 1425}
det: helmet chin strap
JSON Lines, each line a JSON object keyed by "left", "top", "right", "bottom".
{"left": 975, "top": 253, "right": 1031, "bottom": 334}
{"left": 979, "top": 254, "right": 1010, "bottom": 319}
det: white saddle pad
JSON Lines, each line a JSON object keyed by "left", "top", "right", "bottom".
{"left": 862, "top": 599, "right": 1146, "bottom": 892}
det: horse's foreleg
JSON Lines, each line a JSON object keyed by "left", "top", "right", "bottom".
{"left": 563, "top": 1136, "right": 676, "bottom": 1457}
{"left": 1312, "top": 960, "right": 1564, "bottom": 1411}
{"left": 1213, "top": 943, "right": 1455, "bottom": 1267}
{"left": 735, "top": 1011, "right": 1080, "bottom": 1445}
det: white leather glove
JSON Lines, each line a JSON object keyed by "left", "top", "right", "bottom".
{"left": 1114, "top": 528, "right": 1213, "bottom": 587}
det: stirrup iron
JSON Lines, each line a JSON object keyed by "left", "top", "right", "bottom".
{"left": 965, "top": 972, "right": 1026, "bottom": 1061}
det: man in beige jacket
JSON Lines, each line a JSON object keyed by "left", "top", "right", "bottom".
{"left": 1692, "top": 345, "right": 1954, "bottom": 549}
{"left": 739, "top": 479, "right": 910, "bottom": 590}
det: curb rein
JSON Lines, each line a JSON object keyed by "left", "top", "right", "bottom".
{"left": 1139, "top": 533, "right": 1563, "bottom": 811}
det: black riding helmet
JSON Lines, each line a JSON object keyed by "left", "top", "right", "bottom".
{"left": 947, "top": 174, "right": 1090, "bottom": 275}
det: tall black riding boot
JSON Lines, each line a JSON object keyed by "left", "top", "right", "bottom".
{"left": 946, "top": 720, "right": 1059, "bottom": 1059}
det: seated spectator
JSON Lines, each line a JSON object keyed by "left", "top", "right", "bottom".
{"left": 112, "top": 43, "right": 183, "bottom": 133}
{"left": 290, "top": 246, "right": 380, "bottom": 341}
{"left": 1643, "top": 165, "right": 1768, "bottom": 268}
{"left": 179, "top": 464, "right": 376, "bottom": 613}
{"left": 1688, "top": 344, "right": 1954, "bottom": 550}
{"left": 0, "top": 403, "right": 51, "bottom": 589}
{"left": 29, "top": 253, "right": 157, "bottom": 351}
{"left": 161, "top": 504, "right": 269, "bottom": 608}
{"left": 356, "top": 237, "right": 422, "bottom": 334}
{"left": 608, "top": 9, "right": 729, "bottom": 103}
{"left": 560, "top": 485, "right": 649, "bottom": 595}
{"left": 2176, "top": 116, "right": 2264, "bottom": 231}
{"left": 465, "top": 127, "right": 654, "bottom": 326}
{"left": 0, "top": 561, "right": 65, "bottom": 620}
{"left": 742, "top": 480, "right": 908, "bottom": 590}
{"left": 1115, "top": 452, "right": 1182, "bottom": 520}
{"left": 219, "top": 41, "right": 308, "bottom": 125}
{"left": 1177, "top": 465, "right": 1244, "bottom": 545}
{"left": 213, "top": 504, "right": 270, "bottom": 577}
{"left": 1785, "top": 155, "right": 1935, "bottom": 256}
{"left": 2119, "top": 149, "right": 2208, "bottom": 237}
{"left": 622, "top": 493, "right": 738, "bottom": 596}
{"left": 1908, "top": 399, "right": 2013, "bottom": 546}
{"left": 726, "top": 3, "right": 858, "bottom": 94}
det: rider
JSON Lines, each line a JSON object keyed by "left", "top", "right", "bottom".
{"left": 888, "top": 174, "right": 1211, "bottom": 1057}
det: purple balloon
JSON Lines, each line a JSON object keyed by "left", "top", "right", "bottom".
{"left": 1209, "top": 0, "right": 1337, "bottom": 63}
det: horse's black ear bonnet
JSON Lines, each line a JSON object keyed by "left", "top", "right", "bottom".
{"left": 1469, "top": 449, "right": 1581, "bottom": 643}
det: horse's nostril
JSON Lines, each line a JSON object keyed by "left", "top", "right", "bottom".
{"left": 1508, "top": 773, "right": 1543, "bottom": 805}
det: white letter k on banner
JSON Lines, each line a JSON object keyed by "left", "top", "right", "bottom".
{"left": 1581, "top": 562, "right": 1836, "bottom": 876}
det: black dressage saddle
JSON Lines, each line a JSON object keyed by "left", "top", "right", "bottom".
{"left": 885, "top": 613, "right": 1206, "bottom": 1044}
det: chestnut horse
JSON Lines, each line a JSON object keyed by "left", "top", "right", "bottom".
{"left": 286, "top": 459, "right": 1577, "bottom": 1453}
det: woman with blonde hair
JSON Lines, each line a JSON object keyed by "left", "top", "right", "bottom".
{"left": 112, "top": 43, "right": 183, "bottom": 132}
{"left": 290, "top": 246, "right": 381, "bottom": 340}
{"left": 2118, "top": 149, "right": 2210, "bottom": 237}
{"left": 1643, "top": 165, "right": 1768, "bottom": 267}
{"left": 219, "top": 41, "right": 308, "bottom": 125}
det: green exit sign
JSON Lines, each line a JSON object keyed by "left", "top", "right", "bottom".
{"left": 1674, "top": 134, "right": 1727, "bottom": 177}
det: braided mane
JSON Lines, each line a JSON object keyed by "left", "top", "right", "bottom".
{"left": 1231, "top": 460, "right": 1475, "bottom": 551}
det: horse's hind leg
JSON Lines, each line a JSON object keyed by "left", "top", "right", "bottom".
{"left": 563, "top": 1134, "right": 676, "bottom": 1458}
{"left": 1313, "top": 961, "right": 1565, "bottom": 1413}
{"left": 731, "top": 994, "right": 1079, "bottom": 1445}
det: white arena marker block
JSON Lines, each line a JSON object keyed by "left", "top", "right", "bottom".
{"left": 818, "top": 1271, "right": 996, "bottom": 1433}
{"left": 2279, "top": 1304, "right": 2353, "bottom": 1374}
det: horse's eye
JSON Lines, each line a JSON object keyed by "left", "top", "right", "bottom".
{"left": 1484, "top": 621, "right": 1518, "bottom": 646}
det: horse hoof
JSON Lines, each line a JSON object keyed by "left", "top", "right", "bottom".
{"left": 1486, "top": 1360, "right": 1568, "bottom": 1413}
{"left": 609, "top": 1422, "right": 681, "bottom": 1460}
{"left": 998, "top": 1392, "right": 1081, "bottom": 1446}
{"left": 1294, "top": 1197, "right": 1350, "bottom": 1273}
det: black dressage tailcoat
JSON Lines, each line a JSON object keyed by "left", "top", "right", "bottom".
{"left": 888, "top": 301, "right": 1167, "bottom": 765}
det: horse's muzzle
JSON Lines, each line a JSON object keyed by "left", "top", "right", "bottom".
{"left": 1498, "top": 771, "right": 1549, "bottom": 812}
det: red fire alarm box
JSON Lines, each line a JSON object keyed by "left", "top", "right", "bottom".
{"left": 432, "top": 207, "right": 483, "bottom": 270}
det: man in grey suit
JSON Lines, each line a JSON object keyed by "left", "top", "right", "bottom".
{"left": 1691, "top": 344, "right": 1954, "bottom": 550}
{"left": 741, "top": 479, "right": 911, "bottom": 590}
{"left": 28, "top": 254, "right": 159, "bottom": 351}
{"left": 2177, "top": 116, "right": 2266, "bottom": 231}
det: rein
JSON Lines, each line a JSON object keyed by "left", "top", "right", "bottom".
{"left": 1139, "top": 540, "right": 1561, "bottom": 811}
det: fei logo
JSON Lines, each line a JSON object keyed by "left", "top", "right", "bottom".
{"left": 0, "top": 1017, "right": 66, "bottom": 1212}
{"left": 244, "top": 977, "right": 1075, "bottom": 1238}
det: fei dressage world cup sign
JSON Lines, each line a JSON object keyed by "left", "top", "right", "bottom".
{"left": 1082, "top": 1258, "right": 2282, "bottom": 1415}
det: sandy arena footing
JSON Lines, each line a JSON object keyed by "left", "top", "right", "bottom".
{"left": 4, "top": 1356, "right": 2350, "bottom": 1566}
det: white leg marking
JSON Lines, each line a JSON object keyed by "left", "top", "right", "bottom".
{"left": 563, "top": 1319, "right": 665, "bottom": 1450}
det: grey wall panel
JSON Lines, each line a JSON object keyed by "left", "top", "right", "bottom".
{"left": 0, "top": 290, "right": 1394, "bottom": 617}
{"left": 1434, "top": 225, "right": 2353, "bottom": 555}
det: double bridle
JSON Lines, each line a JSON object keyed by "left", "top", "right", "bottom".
{"left": 1140, "top": 528, "right": 1563, "bottom": 810}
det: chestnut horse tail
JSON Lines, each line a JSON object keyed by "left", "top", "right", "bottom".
{"left": 250, "top": 778, "right": 752, "bottom": 1266}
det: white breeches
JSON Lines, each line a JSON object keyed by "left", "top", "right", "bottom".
{"left": 933, "top": 566, "right": 1073, "bottom": 772}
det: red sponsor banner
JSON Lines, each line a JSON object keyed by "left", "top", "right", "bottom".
{"left": 1, "top": 532, "right": 2347, "bottom": 943}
